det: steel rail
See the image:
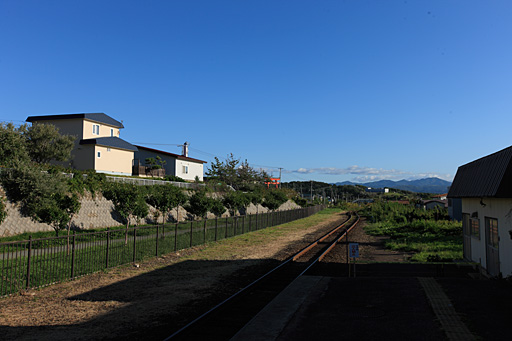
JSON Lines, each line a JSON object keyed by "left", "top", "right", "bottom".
{"left": 163, "top": 255, "right": 295, "bottom": 340}
{"left": 164, "top": 213, "right": 354, "bottom": 340}
{"left": 297, "top": 214, "right": 360, "bottom": 276}
{"left": 292, "top": 214, "right": 352, "bottom": 261}
{"left": 318, "top": 214, "right": 360, "bottom": 262}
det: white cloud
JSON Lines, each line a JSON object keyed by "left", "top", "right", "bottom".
{"left": 288, "top": 166, "right": 453, "bottom": 182}
{"left": 296, "top": 168, "right": 313, "bottom": 174}
{"left": 290, "top": 165, "right": 407, "bottom": 177}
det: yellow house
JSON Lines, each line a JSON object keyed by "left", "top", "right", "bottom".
{"left": 26, "top": 113, "right": 137, "bottom": 176}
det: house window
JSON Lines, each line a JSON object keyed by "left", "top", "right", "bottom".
{"left": 107, "top": 148, "right": 111, "bottom": 152}
{"left": 470, "top": 218, "right": 480, "bottom": 239}
{"left": 486, "top": 217, "right": 499, "bottom": 248}
{"left": 182, "top": 166, "right": 188, "bottom": 174}
{"left": 97, "top": 151, "right": 101, "bottom": 158}
{"left": 111, "top": 128, "right": 114, "bottom": 137}
{"left": 93, "top": 124, "right": 100, "bottom": 135}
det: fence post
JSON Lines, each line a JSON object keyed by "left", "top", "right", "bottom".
{"left": 174, "top": 223, "right": 178, "bottom": 251}
{"left": 215, "top": 217, "right": 218, "bottom": 241}
{"left": 71, "top": 232, "right": 76, "bottom": 278}
{"left": 106, "top": 229, "right": 110, "bottom": 268}
{"left": 26, "top": 236, "right": 32, "bottom": 290}
{"left": 203, "top": 219, "right": 207, "bottom": 244}
{"left": 190, "top": 222, "right": 193, "bottom": 247}
{"left": 133, "top": 228, "right": 137, "bottom": 263}
{"left": 156, "top": 225, "right": 159, "bottom": 257}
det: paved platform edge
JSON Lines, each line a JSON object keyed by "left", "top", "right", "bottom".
{"left": 231, "top": 276, "right": 325, "bottom": 341}
{"left": 418, "top": 277, "right": 476, "bottom": 341}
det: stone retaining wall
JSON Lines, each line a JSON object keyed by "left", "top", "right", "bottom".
{"left": 0, "top": 191, "right": 300, "bottom": 237}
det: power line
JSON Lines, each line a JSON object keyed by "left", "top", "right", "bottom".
{"left": 132, "top": 142, "right": 181, "bottom": 147}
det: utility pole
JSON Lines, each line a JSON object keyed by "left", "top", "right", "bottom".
{"left": 278, "top": 167, "right": 283, "bottom": 188}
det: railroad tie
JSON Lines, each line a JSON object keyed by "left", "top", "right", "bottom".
{"left": 418, "top": 277, "right": 475, "bottom": 341}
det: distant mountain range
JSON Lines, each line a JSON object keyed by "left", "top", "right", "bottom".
{"left": 334, "top": 177, "right": 451, "bottom": 194}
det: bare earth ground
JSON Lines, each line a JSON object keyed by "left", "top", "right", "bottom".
{"left": 0, "top": 212, "right": 360, "bottom": 340}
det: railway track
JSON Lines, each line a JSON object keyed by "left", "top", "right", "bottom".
{"left": 164, "top": 213, "right": 360, "bottom": 340}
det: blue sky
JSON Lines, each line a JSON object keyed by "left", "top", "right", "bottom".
{"left": 1, "top": 1, "right": 511, "bottom": 184}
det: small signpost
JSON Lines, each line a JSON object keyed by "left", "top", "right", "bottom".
{"left": 349, "top": 243, "right": 359, "bottom": 258}
{"left": 348, "top": 242, "right": 359, "bottom": 277}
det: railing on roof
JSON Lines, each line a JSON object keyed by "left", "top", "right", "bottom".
{"left": 0, "top": 167, "right": 203, "bottom": 189}
{"left": 105, "top": 176, "right": 204, "bottom": 189}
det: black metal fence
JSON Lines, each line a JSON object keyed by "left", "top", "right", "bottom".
{"left": 0, "top": 205, "right": 325, "bottom": 296}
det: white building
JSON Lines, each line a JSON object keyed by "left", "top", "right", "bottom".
{"left": 448, "top": 145, "right": 512, "bottom": 277}
{"left": 134, "top": 144, "right": 206, "bottom": 181}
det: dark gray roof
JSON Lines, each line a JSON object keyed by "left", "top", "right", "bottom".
{"left": 134, "top": 145, "right": 207, "bottom": 163}
{"left": 80, "top": 137, "right": 137, "bottom": 152}
{"left": 26, "top": 113, "right": 124, "bottom": 128}
{"left": 448, "top": 145, "right": 512, "bottom": 198}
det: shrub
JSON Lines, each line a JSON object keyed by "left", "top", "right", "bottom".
{"left": 209, "top": 198, "right": 226, "bottom": 217}
{"left": 262, "top": 189, "right": 288, "bottom": 211}
{"left": 165, "top": 175, "right": 186, "bottom": 182}
{"left": 188, "top": 190, "right": 212, "bottom": 219}
{"left": 67, "top": 169, "right": 107, "bottom": 197}
{"left": 292, "top": 196, "right": 307, "bottom": 207}
{"left": 0, "top": 196, "right": 6, "bottom": 225}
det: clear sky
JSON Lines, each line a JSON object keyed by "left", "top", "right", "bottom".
{"left": 1, "top": 1, "right": 511, "bottom": 184}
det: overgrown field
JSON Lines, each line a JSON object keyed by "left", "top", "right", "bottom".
{"left": 362, "top": 202, "right": 462, "bottom": 262}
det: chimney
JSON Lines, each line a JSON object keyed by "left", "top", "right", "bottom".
{"left": 182, "top": 142, "right": 189, "bottom": 157}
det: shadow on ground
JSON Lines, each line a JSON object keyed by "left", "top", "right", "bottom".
{"left": 2, "top": 260, "right": 512, "bottom": 340}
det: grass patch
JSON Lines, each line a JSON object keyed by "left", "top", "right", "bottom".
{"left": 365, "top": 219, "right": 463, "bottom": 262}
{"left": 180, "top": 207, "right": 343, "bottom": 261}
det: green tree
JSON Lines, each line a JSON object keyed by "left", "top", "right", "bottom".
{"left": 262, "top": 189, "right": 288, "bottom": 211}
{"left": 67, "top": 169, "right": 107, "bottom": 197}
{"left": 24, "top": 123, "right": 75, "bottom": 164}
{"left": 1, "top": 164, "right": 67, "bottom": 213}
{"left": 205, "top": 153, "right": 268, "bottom": 191}
{"left": 209, "top": 198, "right": 226, "bottom": 217}
{"left": 223, "top": 192, "right": 251, "bottom": 216}
{"left": 0, "top": 164, "right": 79, "bottom": 237}
{"left": 247, "top": 190, "right": 264, "bottom": 214}
{"left": 0, "top": 123, "right": 29, "bottom": 167}
{"left": 206, "top": 154, "right": 239, "bottom": 188}
{"left": 145, "top": 156, "right": 166, "bottom": 170}
{"left": 188, "top": 190, "right": 212, "bottom": 219}
{"left": 33, "top": 193, "right": 81, "bottom": 239}
{"left": 292, "top": 196, "right": 307, "bottom": 207}
{"left": 145, "top": 185, "right": 163, "bottom": 225}
{"left": 0, "top": 196, "right": 7, "bottom": 225}
{"left": 145, "top": 185, "right": 187, "bottom": 226}
{"left": 236, "top": 159, "right": 268, "bottom": 191}
{"left": 103, "top": 182, "right": 149, "bottom": 244}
